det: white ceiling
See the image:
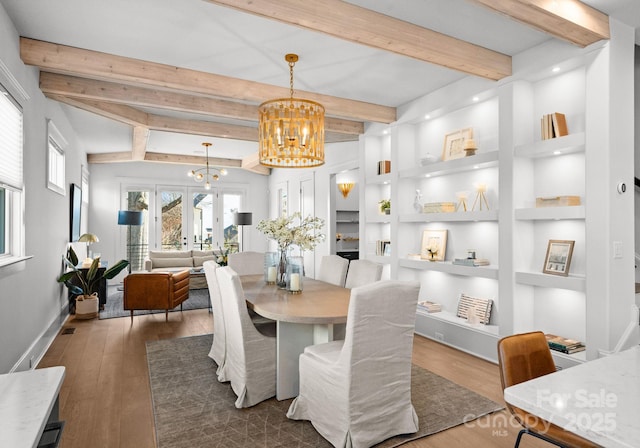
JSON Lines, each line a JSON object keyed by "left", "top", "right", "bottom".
{"left": 1, "top": 0, "right": 639, "bottom": 159}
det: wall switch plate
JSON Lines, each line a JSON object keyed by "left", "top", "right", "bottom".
{"left": 613, "top": 241, "right": 623, "bottom": 259}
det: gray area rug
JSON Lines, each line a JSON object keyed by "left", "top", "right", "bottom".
{"left": 146, "top": 334, "right": 503, "bottom": 448}
{"left": 100, "top": 287, "right": 210, "bottom": 319}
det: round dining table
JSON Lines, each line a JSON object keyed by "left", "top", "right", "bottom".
{"left": 241, "top": 274, "right": 350, "bottom": 400}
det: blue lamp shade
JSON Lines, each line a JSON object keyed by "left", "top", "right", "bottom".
{"left": 117, "top": 210, "right": 143, "bottom": 226}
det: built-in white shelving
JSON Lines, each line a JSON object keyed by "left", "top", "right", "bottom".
{"left": 515, "top": 271, "right": 586, "bottom": 292}
{"left": 399, "top": 151, "right": 499, "bottom": 180}
{"left": 399, "top": 210, "right": 498, "bottom": 223}
{"left": 515, "top": 206, "right": 585, "bottom": 221}
{"left": 359, "top": 40, "right": 633, "bottom": 364}
{"left": 399, "top": 259, "right": 499, "bottom": 279}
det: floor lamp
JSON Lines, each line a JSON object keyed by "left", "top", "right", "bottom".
{"left": 233, "top": 212, "right": 252, "bottom": 252}
{"left": 117, "top": 210, "right": 143, "bottom": 274}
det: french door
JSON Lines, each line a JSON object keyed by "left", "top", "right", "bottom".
{"left": 156, "top": 186, "right": 219, "bottom": 252}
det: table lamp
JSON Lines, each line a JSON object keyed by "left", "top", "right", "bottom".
{"left": 78, "top": 233, "right": 99, "bottom": 259}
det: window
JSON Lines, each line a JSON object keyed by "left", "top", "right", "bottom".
{"left": 0, "top": 81, "right": 24, "bottom": 263}
{"left": 47, "top": 120, "right": 66, "bottom": 195}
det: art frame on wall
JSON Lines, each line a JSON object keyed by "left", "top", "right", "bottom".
{"left": 442, "top": 127, "right": 473, "bottom": 161}
{"left": 420, "top": 229, "right": 448, "bottom": 261}
{"left": 543, "top": 239, "right": 575, "bottom": 276}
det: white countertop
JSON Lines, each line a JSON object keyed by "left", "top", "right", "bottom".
{"left": 0, "top": 366, "right": 65, "bottom": 448}
{"left": 505, "top": 346, "right": 640, "bottom": 448}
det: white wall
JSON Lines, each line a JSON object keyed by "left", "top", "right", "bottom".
{"left": 0, "top": 3, "right": 88, "bottom": 372}
{"left": 267, "top": 141, "right": 360, "bottom": 275}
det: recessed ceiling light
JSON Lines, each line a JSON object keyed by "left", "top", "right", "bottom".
{"left": 553, "top": 150, "right": 562, "bottom": 155}
{"left": 552, "top": 67, "right": 561, "bottom": 73}
{"left": 425, "top": 114, "right": 431, "bottom": 120}
{"left": 473, "top": 165, "right": 479, "bottom": 169}
{"left": 383, "top": 129, "right": 389, "bottom": 135}
{"left": 472, "top": 96, "right": 479, "bottom": 102}
{"left": 425, "top": 174, "right": 431, "bottom": 178}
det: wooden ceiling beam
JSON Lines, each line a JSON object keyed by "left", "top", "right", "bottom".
{"left": 87, "top": 152, "right": 135, "bottom": 163}
{"left": 143, "top": 152, "right": 243, "bottom": 168}
{"left": 46, "top": 94, "right": 148, "bottom": 126}
{"left": 21, "top": 37, "right": 395, "bottom": 123}
{"left": 146, "top": 115, "right": 258, "bottom": 141}
{"left": 241, "top": 153, "right": 271, "bottom": 176}
{"left": 39, "top": 72, "right": 364, "bottom": 135}
{"left": 131, "top": 126, "right": 149, "bottom": 161}
{"left": 205, "top": 0, "right": 512, "bottom": 81}
{"left": 469, "top": 0, "right": 609, "bottom": 47}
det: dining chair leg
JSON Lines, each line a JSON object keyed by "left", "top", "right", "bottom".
{"left": 130, "top": 310, "right": 134, "bottom": 322}
{"left": 165, "top": 310, "right": 169, "bottom": 322}
{"left": 515, "top": 428, "right": 566, "bottom": 448}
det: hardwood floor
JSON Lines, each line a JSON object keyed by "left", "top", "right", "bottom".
{"left": 38, "top": 308, "right": 547, "bottom": 448}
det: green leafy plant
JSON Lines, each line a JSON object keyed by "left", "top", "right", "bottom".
{"left": 379, "top": 199, "right": 391, "bottom": 213}
{"left": 57, "top": 246, "right": 129, "bottom": 299}
{"left": 217, "top": 246, "right": 230, "bottom": 266}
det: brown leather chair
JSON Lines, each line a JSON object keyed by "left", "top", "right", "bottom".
{"left": 497, "top": 331, "right": 599, "bottom": 448}
{"left": 123, "top": 270, "right": 190, "bottom": 321}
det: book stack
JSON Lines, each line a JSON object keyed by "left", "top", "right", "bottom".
{"left": 452, "top": 258, "right": 490, "bottom": 267}
{"left": 423, "top": 202, "right": 456, "bottom": 213}
{"left": 541, "top": 112, "right": 569, "bottom": 140}
{"left": 545, "top": 334, "right": 586, "bottom": 354}
{"left": 417, "top": 301, "right": 442, "bottom": 313}
{"left": 376, "top": 240, "right": 391, "bottom": 256}
{"left": 377, "top": 160, "right": 391, "bottom": 175}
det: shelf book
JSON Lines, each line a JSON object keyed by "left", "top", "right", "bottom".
{"left": 541, "top": 112, "right": 568, "bottom": 139}
{"left": 377, "top": 160, "right": 391, "bottom": 175}
{"left": 545, "top": 334, "right": 585, "bottom": 354}
{"left": 452, "top": 258, "right": 490, "bottom": 267}
{"left": 417, "top": 301, "right": 441, "bottom": 313}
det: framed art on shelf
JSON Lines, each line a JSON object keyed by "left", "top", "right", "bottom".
{"left": 420, "top": 229, "right": 447, "bottom": 261}
{"left": 543, "top": 240, "right": 575, "bottom": 276}
{"left": 442, "top": 127, "right": 473, "bottom": 161}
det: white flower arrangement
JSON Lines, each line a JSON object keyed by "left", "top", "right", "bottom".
{"left": 257, "top": 212, "right": 325, "bottom": 252}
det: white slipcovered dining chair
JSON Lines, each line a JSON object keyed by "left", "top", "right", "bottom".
{"left": 203, "top": 260, "right": 229, "bottom": 382}
{"left": 317, "top": 255, "right": 349, "bottom": 287}
{"left": 216, "top": 266, "right": 276, "bottom": 408}
{"left": 228, "top": 251, "right": 264, "bottom": 275}
{"left": 287, "top": 280, "right": 421, "bottom": 447}
{"left": 344, "top": 259, "right": 383, "bottom": 289}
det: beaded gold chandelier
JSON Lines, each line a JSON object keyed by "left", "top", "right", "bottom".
{"left": 258, "top": 54, "right": 325, "bottom": 168}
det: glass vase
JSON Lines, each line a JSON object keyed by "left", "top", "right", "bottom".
{"left": 286, "top": 256, "right": 304, "bottom": 294}
{"left": 264, "top": 252, "right": 278, "bottom": 284}
{"left": 277, "top": 248, "right": 288, "bottom": 289}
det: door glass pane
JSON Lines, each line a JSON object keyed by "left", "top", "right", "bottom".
{"left": 0, "top": 188, "right": 5, "bottom": 254}
{"left": 193, "top": 192, "right": 215, "bottom": 251}
{"left": 222, "top": 192, "right": 242, "bottom": 252}
{"left": 161, "top": 190, "right": 183, "bottom": 251}
{"left": 125, "top": 191, "right": 149, "bottom": 271}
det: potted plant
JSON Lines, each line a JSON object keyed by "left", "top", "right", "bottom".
{"left": 379, "top": 199, "right": 391, "bottom": 215}
{"left": 57, "top": 246, "right": 129, "bottom": 319}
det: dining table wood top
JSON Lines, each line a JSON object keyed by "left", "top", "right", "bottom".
{"left": 241, "top": 274, "right": 350, "bottom": 324}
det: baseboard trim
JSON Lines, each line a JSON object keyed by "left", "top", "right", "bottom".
{"left": 11, "top": 302, "right": 69, "bottom": 373}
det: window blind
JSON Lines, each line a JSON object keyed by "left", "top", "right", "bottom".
{"left": 0, "top": 86, "right": 23, "bottom": 191}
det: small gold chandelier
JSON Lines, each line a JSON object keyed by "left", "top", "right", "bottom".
{"left": 258, "top": 54, "right": 325, "bottom": 168}
{"left": 187, "top": 142, "right": 227, "bottom": 190}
